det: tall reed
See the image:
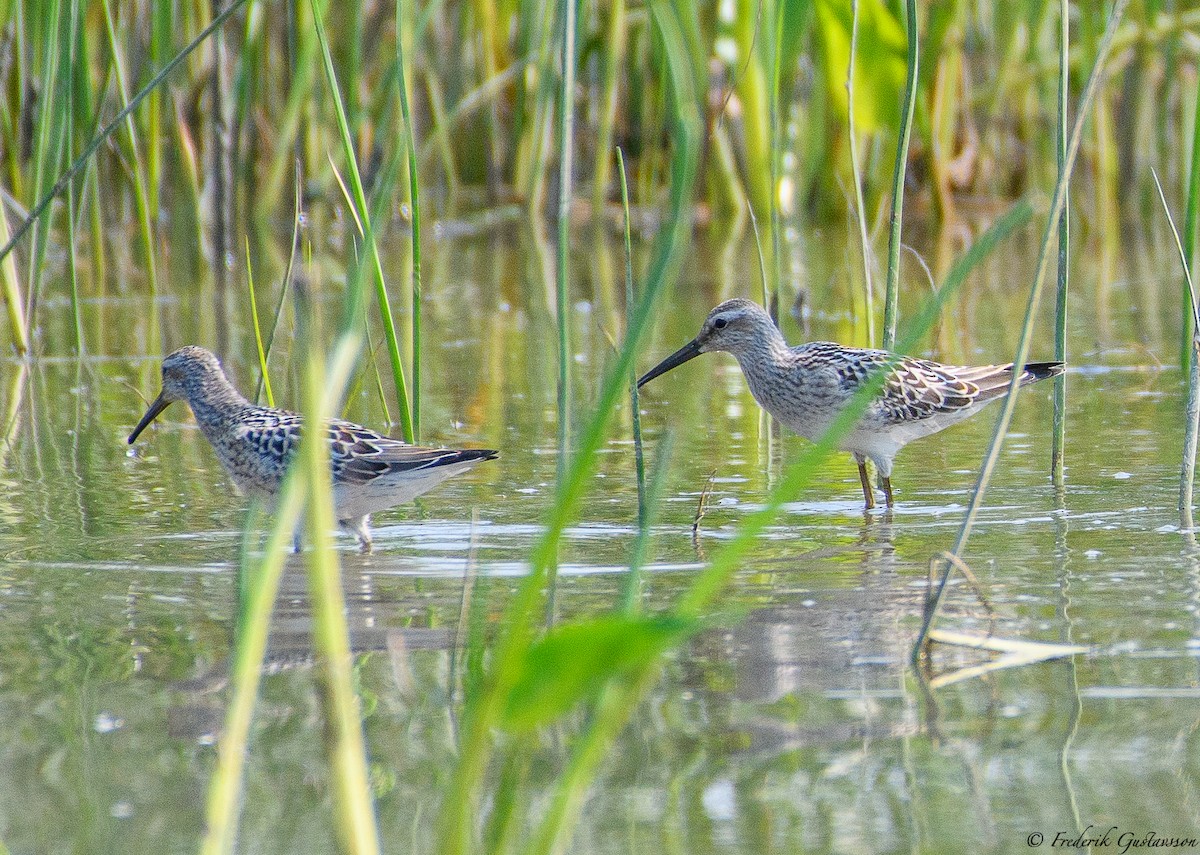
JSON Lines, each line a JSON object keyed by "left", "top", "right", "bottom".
{"left": 300, "top": 341, "right": 382, "bottom": 855}
{"left": 396, "top": 0, "right": 423, "bottom": 440}
{"left": 24, "top": 0, "right": 68, "bottom": 329}
{"left": 1182, "top": 53, "right": 1200, "bottom": 376}
{"left": 312, "top": 0, "right": 414, "bottom": 441}
{"left": 1052, "top": 0, "right": 1070, "bottom": 487}
{"left": 65, "top": 0, "right": 85, "bottom": 355}
{"left": 435, "top": 7, "right": 703, "bottom": 851}
{"left": 555, "top": 0, "right": 578, "bottom": 485}
{"left": 618, "top": 149, "right": 645, "bottom": 540}
{"left": 1158, "top": 164, "right": 1200, "bottom": 526}
{"left": 846, "top": 0, "right": 875, "bottom": 345}
{"left": 591, "top": 0, "right": 627, "bottom": 216}
{"left": 245, "top": 240, "right": 274, "bottom": 407}
{"left": 256, "top": 170, "right": 303, "bottom": 406}
{"left": 98, "top": 0, "right": 158, "bottom": 295}
{"left": 882, "top": 0, "right": 917, "bottom": 351}
{"left": 768, "top": 0, "right": 785, "bottom": 320}
{"left": 914, "top": 0, "right": 1130, "bottom": 661}
{"left": 0, "top": 196, "right": 27, "bottom": 354}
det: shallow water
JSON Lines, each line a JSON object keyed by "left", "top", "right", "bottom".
{"left": 1, "top": 221, "right": 1198, "bottom": 853}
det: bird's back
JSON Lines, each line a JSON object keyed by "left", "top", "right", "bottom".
{"left": 205, "top": 407, "right": 497, "bottom": 516}
{"left": 738, "top": 340, "right": 1062, "bottom": 458}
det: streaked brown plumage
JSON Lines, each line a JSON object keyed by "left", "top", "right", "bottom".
{"left": 638, "top": 299, "right": 1063, "bottom": 508}
{"left": 128, "top": 346, "right": 497, "bottom": 549}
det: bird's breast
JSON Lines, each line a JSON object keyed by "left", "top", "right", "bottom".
{"left": 740, "top": 361, "right": 846, "bottom": 442}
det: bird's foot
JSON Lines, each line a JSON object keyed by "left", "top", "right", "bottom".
{"left": 344, "top": 516, "right": 373, "bottom": 554}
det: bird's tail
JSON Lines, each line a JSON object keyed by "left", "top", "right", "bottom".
{"left": 1017, "top": 361, "right": 1065, "bottom": 385}
{"left": 450, "top": 448, "right": 500, "bottom": 464}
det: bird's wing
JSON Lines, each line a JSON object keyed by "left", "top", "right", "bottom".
{"left": 326, "top": 419, "right": 497, "bottom": 486}
{"left": 233, "top": 409, "right": 303, "bottom": 461}
{"left": 796, "top": 344, "right": 987, "bottom": 425}
{"left": 875, "top": 357, "right": 987, "bottom": 424}
{"left": 235, "top": 413, "right": 493, "bottom": 486}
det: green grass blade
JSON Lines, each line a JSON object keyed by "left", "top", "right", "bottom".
{"left": 301, "top": 344, "right": 382, "bottom": 855}
{"left": 0, "top": 200, "right": 28, "bottom": 354}
{"left": 591, "top": 0, "right": 626, "bottom": 214}
{"left": 245, "top": 238, "right": 273, "bottom": 407}
{"left": 1152, "top": 168, "right": 1200, "bottom": 525}
{"left": 882, "top": 0, "right": 918, "bottom": 350}
{"left": 1051, "top": 0, "right": 1069, "bottom": 486}
{"left": 1183, "top": 48, "right": 1200, "bottom": 371}
{"left": 24, "top": 0, "right": 66, "bottom": 329}
{"left": 396, "top": 0, "right": 422, "bottom": 440}
{"left": 435, "top": 5, "right": 703, "bottom": 849}
{"left": 915, "top": 0, "right": 1130, "bottom": 661}
{"left": 554, "top": 0, "right": 578, "bottom": 489}
{"left": 311, "top": 0, "right": 413, "bottom": 441}
{"left": 768, "top": 0, "right": 785, "bottom": 319}
{"left": 257, "top": 167, "right": 303, "bottom": 406}
{"left": 846, "top": 0, "right": 875, "bottom": 346}
{"left": 201, "top": 472, "right": 308, "bottom": 855}
{"left": 618, "top": 148, "right": 645, "bottom": 540}
{"left": 98, "top": 0, "right": 157, "bottom": 294}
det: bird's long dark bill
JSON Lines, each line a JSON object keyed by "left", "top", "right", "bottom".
{"left": 127, "top": 392, "right": 171, "bottom": 444}
{"left": 637, "top": 338, "right": 703, "bottom": 388}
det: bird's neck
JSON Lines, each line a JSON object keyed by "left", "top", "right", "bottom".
{"left": 188, "top": 376, "right": 251, "bottom": 425}
{"left": 728, "top": 326, "right": 795, "bottom": 408}
{"left": 731, "top": 325, "right": 792, "bottom": 373}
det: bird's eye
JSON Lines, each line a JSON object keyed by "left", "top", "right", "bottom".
{"left": 713, "top": 317, "right": 728, "bottom": 330}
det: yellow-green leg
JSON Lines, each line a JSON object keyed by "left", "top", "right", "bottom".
{"left": 857, "top": 459, "right": 875, "bottom": 510}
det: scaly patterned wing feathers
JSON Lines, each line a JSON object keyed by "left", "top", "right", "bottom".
{"left": 800, "top": 344, "right": 997, "bottom": 425}
{"left": 234, "top": 411, "right": 497, "bottom": 487}
{"left": 327, "top": 419, "right": 498, "bottom": 486}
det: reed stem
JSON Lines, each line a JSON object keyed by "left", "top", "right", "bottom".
{"left": 1051, "top": 0, "right": 1070, "bottom": 487}
{"left": 246, "top": 239, "right": 273, "bottom": 407}
{"left": 302, "top": 344, "right": 382, "bottom": 855}
{"left": 312, "top": 0, "right": 414, "bottom": 441}
{"left": 846, "top": 0, "right": 875, "bottom": 346}
{"left": 1183, "top": 60, "right": 1200, "bottom": 373}
{"left": 1152, "top": 169, "right": 1200, "bottom": 527}
{"left": 396, "top": 0, "right": 423, "bottom": 440}
{"left": 882, "top": 0, "right": 918, "bottom": 351}
{"left": 914, "top": 0, "right": 1130, "bottom": 663}
{"left": 554, "top": 0, "right": 578, "bottom": 485}
{"left": 768, "top": 0, "right": 785, "bottom": 322}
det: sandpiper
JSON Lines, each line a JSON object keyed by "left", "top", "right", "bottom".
{"left": 128, "top": 346, "right": 497, "bottom": 550}
{"left": 638, "top": 299, "right": 1063, "bottom": 509}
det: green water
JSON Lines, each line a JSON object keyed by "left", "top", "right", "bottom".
{"left": 1, "top": 221, "right": 1198, "bottom": 854}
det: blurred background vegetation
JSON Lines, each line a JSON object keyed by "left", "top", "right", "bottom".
{"left": 0, "top": 0, "right": 1193, "bottom": 342}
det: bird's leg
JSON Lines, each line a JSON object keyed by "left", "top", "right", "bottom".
{"left": 353, "top": 516, "right": 373, "bottom": 554}
{"left": 882, "top": 477, "right": 894, "bottom": 508}
{"left": 857, "top": 459, "right": 876, "bottom": 510}
{"left": 292, "top": 531, "right": 302, "bottom": 554}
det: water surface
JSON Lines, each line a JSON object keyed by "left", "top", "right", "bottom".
{"left": 0, "top": 221, "right": 1197, "bottom": 853}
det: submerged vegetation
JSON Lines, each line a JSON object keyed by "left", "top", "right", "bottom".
{"left": 1, "top": 0, "right": 1199, "bottom": 852}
